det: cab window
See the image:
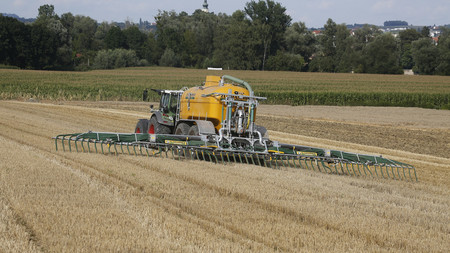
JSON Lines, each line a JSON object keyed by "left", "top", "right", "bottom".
{"left": 169, "top": 94, "right": 178, "bottom": 113}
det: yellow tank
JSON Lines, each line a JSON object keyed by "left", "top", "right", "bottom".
{"left": 179, "top": 76, "right": 250, "bottom": 132}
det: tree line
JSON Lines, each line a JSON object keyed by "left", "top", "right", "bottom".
{"left": 1, "top": 2, "right": 449, "bottom": 75}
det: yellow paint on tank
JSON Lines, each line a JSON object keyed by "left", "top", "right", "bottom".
{"left": 179, "top": 76, "right": 250, "bottom": 132}
{"left": 204, "top": 75, "right": 222, "bottom": 87}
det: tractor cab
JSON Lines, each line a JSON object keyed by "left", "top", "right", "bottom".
{"left": 159, "top": 91, "right": 179, "bottom": 115}
{"left": 150, "top": 89, "right": 184, "bottom": 127}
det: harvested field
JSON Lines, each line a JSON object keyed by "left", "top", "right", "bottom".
{"left": 0, "top": 100, "right": 449, "bottom": 252}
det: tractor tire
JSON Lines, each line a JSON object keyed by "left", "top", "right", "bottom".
{"left": 148, "top": 116, "right": 171, "bottom": 134}
{"left": 175, "top": 122, "right": 190, "bottom": 135}
{"left": 134, "top": 119, "right": 149, "bottom": 133}
{"left": 188, "top": 124, "right": 199, "bottom": 136}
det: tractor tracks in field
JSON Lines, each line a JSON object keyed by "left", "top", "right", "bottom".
{"left": 0, "top": 122, "right": 423, "bottom": 252}
{"left": 0, "top": 103, "right": 435, "bottom": 251}
{"left": 259, "top": 114, "right": 450, "bottom": 160}
{"left": 0, "top": 189, "right": 44, "bottom": 253}
{"left": 0, "top": 122, "right": 276, "bottom": 251}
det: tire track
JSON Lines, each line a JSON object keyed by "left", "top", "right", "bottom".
{"left": 2, "top": 102, "right": 446, "bottom": 251}
{"left": 0, "top": 123, "right": 276, "bottom": 251}
{"left": 0, "top": 119, "right": 424, "bottom": 252}
{"left": 0, "top": 191, "right": 44, "bottom": 253}
{"left": 258, "top": 114, "right": 450, "bottom": 159}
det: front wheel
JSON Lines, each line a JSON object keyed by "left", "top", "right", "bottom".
{"left": 135, "top": 119, "right": 149, "bottom": 133}
{"left": 148, "top": 117, "right": 171, "bottom": 134}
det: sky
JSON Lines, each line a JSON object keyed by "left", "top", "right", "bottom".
{"left": 3, "top": 0, "right": 449, "bottom": 28}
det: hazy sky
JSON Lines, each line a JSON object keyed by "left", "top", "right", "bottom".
{"left": 3, "top": 0, "right": 449, "bottom": 27}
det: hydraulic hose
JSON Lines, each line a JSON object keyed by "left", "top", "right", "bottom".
{"left": 221, "top": 75, "right": 254, "bottom": 96}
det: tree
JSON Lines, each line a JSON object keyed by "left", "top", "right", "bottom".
{"left": 322, "top": 19, "right": 337, "bottom": 57}
{"left": 159, "top": 48, "right": 180, "bottom": 67}
{"left": 285, "top": 22, "right": 316, "bottom": 70}
{"left": 0, "top": 15, "right": 32, "bottom": 68}
{"left": 191, "top": 10, "right": 219, "bottom": 61}
{"left": 436, "top": 27, "right": 450, "bottom": 75}
{"left": 334, "top": 24, "right": 354, "bottom": 72}
{"left": 72, "top": 15, "right": 98, "bottom": 52}
{"left": 353, "top": 24, "right": 382, "bottom": 47}
{"left": 244, "top": 0, "right": 291, "bottom": 70}
{"left": 212, "top": 11, "right": 260, "bottom": 70}
{"left": 399, "top": 29, "right": 421, "bottom": 69}
{"left": 94, "top": 22, "right": 112, "bottom": 49}
{"left": 362, "top": 33, "right": 403, "bottom": 74}
{"left": 155, "top": 11, "right": 184, "bottom": 57}
{"left": 105, "top": 26, "right": 126, "bottom": 49}
{"left": 411, "top": 38, "right": 439, "bottom": 74}
{"left": 37, "top": 4, "right": 57, "bottom": 21}
{"left": 33, "top": 5, "right": 72, "bottom": 70}
{"left": 309, "top": 18, "right": 338, "bottom": 72}
{"left": 93, "top": 48, "right": 138, "bottom": 69}
{"left": 348, "top": 24, "right": 383, "bottom": 73}
{"left": 180, "top": 30, "right": 199, "bottom": 67}
{"left": 29, "top": 23, "right": 60, "bottom": 69}
{"left": 266, "top": 50, "right": 304, "bottom": 71}
{"left": 140, "top": 33, "right": 158, "bottom": 65}
{"left": 60, "top": 12, "right": 75, "bottom": 37}
{"left": 123, "top": 26, "right": 147, "bottom": 60}
{"left": 123, "top": 26, "right": 146, "bottom": 50}
{"left": 421, "top": 26, "right": 430, "bottom": 38}
{"left": 154, "top": 9, "right": 222, "bottom": 68}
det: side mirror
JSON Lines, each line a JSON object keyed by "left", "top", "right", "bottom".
{"left": 143, "top": 89, "right": 148, "bottom": 101}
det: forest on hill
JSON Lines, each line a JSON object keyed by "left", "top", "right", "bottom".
{"left": 1, "top": 2, "right": 449, "bottom": 75}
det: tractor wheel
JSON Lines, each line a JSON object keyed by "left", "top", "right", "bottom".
{"left": 175, "top": 122, "right": 190, "bottom": 135}
{"left": 188, "top": 124, "right": 199, "bottom": 136}
{"left": 135, "top": 119, "right": 149, "bottom": 133}
{"left": 148, "top": 116, "right": 171, "bottom": 134}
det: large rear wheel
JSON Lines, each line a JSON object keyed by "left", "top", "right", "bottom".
{"left": 188, "top": 124, "right": 199, "bottom": 136}
{"left": 175, "top": 122, "right": 190, "bottom": 135}
{"left": 148, "top": 116, "right": 171, "bottom": 134}
{"left": 134, "top": 119, "right": 149, "bottom": 133}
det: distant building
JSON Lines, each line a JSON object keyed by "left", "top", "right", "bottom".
{"left": 312, "top": 30, "right": 322, "bottom": 36}
{"left": 430, "top": 26, "right": 442, "bottom": 38}
{"left": 384, "top": 20, "right": 408, "bottom": 27}
{"left": 202, "top": 0, "right": 209, "bottom": 13}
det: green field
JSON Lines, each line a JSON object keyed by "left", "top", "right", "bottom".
{"left": 1, "top": 67, "right": 449, "bottom": 109}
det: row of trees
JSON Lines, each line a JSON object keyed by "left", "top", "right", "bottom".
{"left": 0, "top": 5, "right": 157, "bottom": 70}
{"left": 1, "top": 2, "right": 449, "bottom": 75}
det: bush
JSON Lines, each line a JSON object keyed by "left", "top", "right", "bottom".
{"left": 137, "top": 59, "right": 149, "bottom": 67}
{"left": 266, "top": 51, "right": 304, "bottom": 71}
{"left": 93, "top": 49, "right": 138, "bottom": 69}
{"left": 0, "top": 64, "right": 20, "bottom": 69}
{"left": 159, "top": 48, "right": 180, "bottom": 67}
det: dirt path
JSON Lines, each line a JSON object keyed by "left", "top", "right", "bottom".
{"left": 1, "top": 100, "right": 448, "bottom": 252}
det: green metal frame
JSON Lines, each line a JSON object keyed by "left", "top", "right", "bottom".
{"left": 53, "top": 131, "right": 418, "bottom": 181}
